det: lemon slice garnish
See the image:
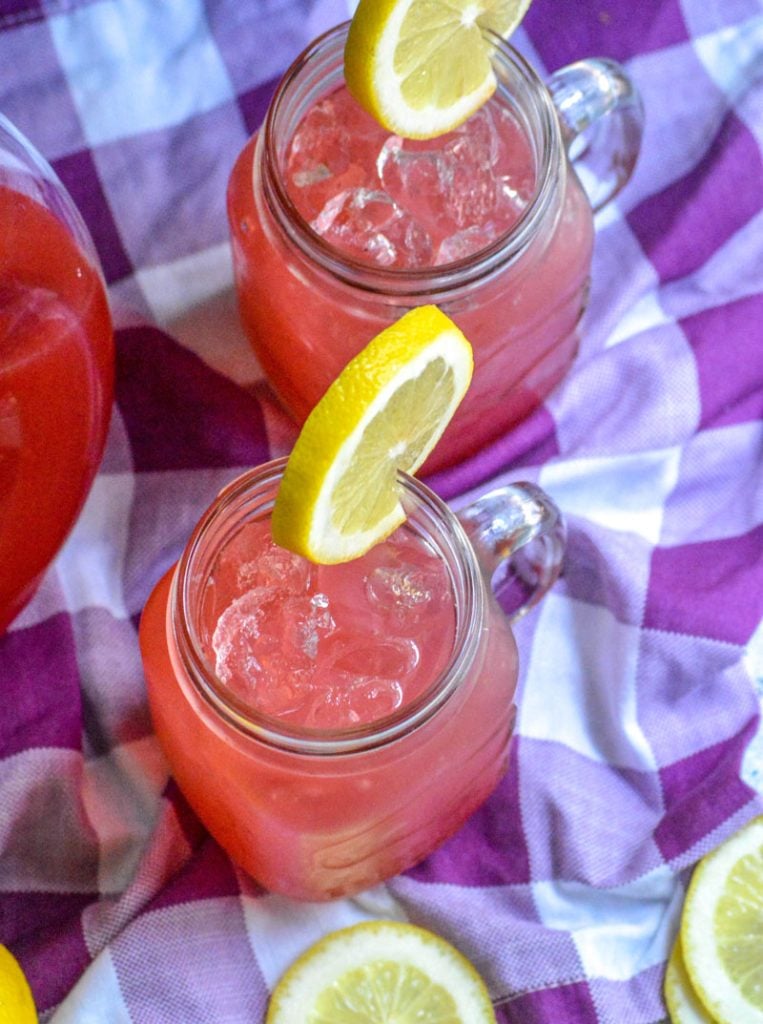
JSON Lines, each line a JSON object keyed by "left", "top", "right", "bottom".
{"left": 344, "top": 0, "right": 533, "bottom": 139}
{"left": 0, "top": 945, "right": 37, "bottom": 1024}
{"left": 680, "top": 815, "right": 763, "bottom": 1024}
{"left": 265, "top": 920, "right": 496, "bottom": 1023}
{"left": 272, "top": 305, "right": 472, "bottom": 564}
{"left": 664, "top": 937, "right": 716, "bottom": 1024}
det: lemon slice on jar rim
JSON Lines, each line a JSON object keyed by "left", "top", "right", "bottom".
{"left": 265, "top": 920, "right": 496, "bottom": 1023}
{"left": 680, "top": 814, "right": 763, "bottom": 1024}
{"left": 344, "top": 0, "right": 533, "bottom": 139}
{"left": 272, "top": 305, "right": 473, "bottom": 565}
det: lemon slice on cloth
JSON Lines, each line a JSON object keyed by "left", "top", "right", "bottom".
{"left": 272, "top": 305, "right": 473, "bottom": 564}
{"left": 0, "top": 945, "right": 36, "bottom": 1024}
{"left": 664, "top": 938, "right": 716, "bottom": 1024}
{"left": 680, "top": 815, "right": 763, "bottom": 1024}
{"left": 344, "top": 0, "right": 533, "bottom": 139}
{"left": 265, "top": 920, "right": 496, "bottom": 1023}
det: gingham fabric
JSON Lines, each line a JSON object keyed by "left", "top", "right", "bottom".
{"left": 1, "top": 1, "right": 762, "bottom": 1021}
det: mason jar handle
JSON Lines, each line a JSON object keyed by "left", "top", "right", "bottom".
{"left": 547, "top": 57, "right": 644, "bottom": 213}
{"left": 457, "top": 483, "right": 565, "bottom": 622}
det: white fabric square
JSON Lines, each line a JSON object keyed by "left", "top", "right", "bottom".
{"left": 519, "top": 594, "right": 657, "bottom": 772}
{"left": 54, "top": 472, "right": 134, "bottom": 619}
{"left": 241, "top": 886, "right": 405, "bottom": 990}
{"left": 49, "top": 0, "right": 235, "bottom": 146}
{"left": 136, "top": 244, "right": 260, "bottom": 387}
{"left": 540, "top": 447, "right": 683, "bottom": 545}
{"left": 693, "top": 17, "right": 763, "bottom": 126}
{"left": 532, "top": 867, "right": 683, "bottom": 981}
{"left": 50, "top": 949, "right": 132, "bottom": 1024}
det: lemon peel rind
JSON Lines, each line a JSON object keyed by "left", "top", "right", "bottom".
{"left": 0, "top": 945, "right": 37, "bottom": 1024}
{"left": 681, "top": 815, "right": 763, "bottom": 1024}
{"left": 664, "top": 938, "right": 715, "bottom": 1024}
{"left": 345, "top": 0, "right": 498, "bottom": 139}
{"left": 265, "top": 920, "right": 495, "bottom": 1024}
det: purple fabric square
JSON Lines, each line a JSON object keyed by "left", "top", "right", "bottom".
{"left": 0, "top": 891, "right": 91, "bottom": 949}
{"left": 0, "top": 1, "right": 43, "bottom": 28}
{"left": 92, "top": 104, "right": 247, "bottom": 270}
{"left": 113, "top": 899, "right": 268, "bottom": 1023}
{"left": 557, "top": 521, "right": 652, "bottom": 628}
{"left": 15, "top": 907, "right": 91, "bottom": 1016}
{"left": 645, "top": 526, "right": 763, "bottom": 645}
{"left": 149, "top": 838, "right": 239, "bottom": 912}
{"left": 0, "top": 20, "right": 85, "bottom": 159}
{"left": 207, "top": 0, "right": 347, "bottom": 96}
{"left": 115, "top": 325, "right": 269, "bottom": 473}
{"left": 681, "top": 292, "right": 763, "bottom": 429}
{"left": 656, "top": 718, "right": 759, "bottom": 861}
{"left": 0, "top": 613, "right": 82, "bottom": 758}
{"left": 163, "top": 778, "right": 207, "bottom": 851}
{"left": 637, "top": 629, "right": 761, "bottom": 768}
{"left": 501, "top": 980, "right": 599, "bottom": 1024}
{"left": 525, "top": 0, "right": 688, "bottom": 70}
{"left": 52, "top": 148, "right": 133, "bottom": 284}
{"left": 404, "top": 742, "right": 531, "bottom": 886}
{"left": 519, "top": 739, "right": 664, "bottom": 886}
{"left": 628, "top": 110, "right": 762, "bottom": 283}
{"left": 237, "top": 77, "right": 280, "bottom": 137}
{"left": 430, "top": 406, "right": 559, "bottom": 502}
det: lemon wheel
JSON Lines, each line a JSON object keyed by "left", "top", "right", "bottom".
{"left": 681, "top": 815, "right": 763, "bottom": 1024}
{"left": 344, "top": 0, "right": 533, "bottom": 138}
{"left": 272, "top": 305, "right": 472, "bottom": 564}
{"left": 265, "top": 920, "right": 496, "bottom": 1023}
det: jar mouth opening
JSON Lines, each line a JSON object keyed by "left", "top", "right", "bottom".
{"left": 261, "top": 21, "right": 562, "bottom": 294}
{"left": 172, "top": 459, "right": 484, "bottom": 755}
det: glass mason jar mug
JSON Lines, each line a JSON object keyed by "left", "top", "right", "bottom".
{"left": 0, "top": 113, "right": 114, "bottom": 633}
{"left": 227, "top": 24, "right": 643, "bottom": 472}
{"left": 139, "top": 458, "right": 565, "bottom": 901}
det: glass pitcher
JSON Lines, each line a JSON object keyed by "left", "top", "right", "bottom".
{"left": 0, "top": 113, "right": 114, "bottom": 632}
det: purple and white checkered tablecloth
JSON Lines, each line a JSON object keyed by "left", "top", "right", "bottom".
{"left": 1, "top": 1, "right": 762, "bottom": 1021}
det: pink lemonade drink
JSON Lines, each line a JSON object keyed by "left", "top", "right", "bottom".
{"left": 0, "top": 117, "right": 113, "bottom": 633}
{"left": 228, "top": 25, "right": 641, "bottom": 471}
{"left": 139, "top": 460, "right": 564, "bottom": 900}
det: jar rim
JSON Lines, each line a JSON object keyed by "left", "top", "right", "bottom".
{"left": 171, "top": 459, "right": 485, "bottom": 756}
{"left": 260, "top": 21, "right": 564, "bottom": 296}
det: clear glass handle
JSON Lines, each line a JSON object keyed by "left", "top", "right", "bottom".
{"left": 458, "top": 483, "right": 565, "bottom": 622}
{"left": 547, "top": 57, "right": 644, "bottom": 212}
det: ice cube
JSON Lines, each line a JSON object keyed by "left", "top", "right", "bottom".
{"left": 304, "top": 675, "right": 404, "bottom": 729}
{"left": 319, "top": 634, "right": 420, "bottom": 681}
{"left": 436, "top": 224, "right": 498, "bottom": 264}
{"left": 311, "top": 188, "right": 433, "bottom": 268}
{"left": 237, "top": 539, "right": 312, "bottom": 595}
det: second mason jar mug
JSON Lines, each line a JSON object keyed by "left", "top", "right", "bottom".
{"left": 227, "top": 23, "right": 643, "bottom": 472}
{"left": 139, "top": 458, "right": 565, "bottom": 901}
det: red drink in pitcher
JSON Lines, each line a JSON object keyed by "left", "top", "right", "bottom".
{"left": 0, "top": 178, "right": 113, "bottom": 632}
{"left": 228, "top": 25, "right": 642, "bottom": 471}
{"left": 140, "top": 461, "right": 564, "bottom": 900}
